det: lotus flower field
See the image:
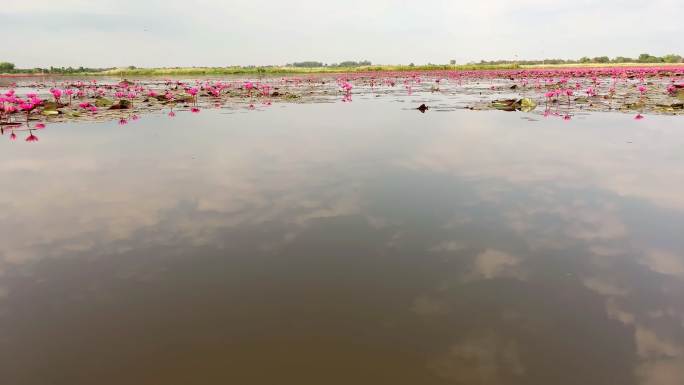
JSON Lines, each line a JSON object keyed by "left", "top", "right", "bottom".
{"left": 1, "top": 66, "right": 682, "bottom": 141}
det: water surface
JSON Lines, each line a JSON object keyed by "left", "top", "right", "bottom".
{"left": 1, "top": 99, "right": 683, "bottom": 385}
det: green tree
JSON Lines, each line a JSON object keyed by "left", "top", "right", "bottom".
{"left": 638, "top": 53, "right": 662, "bottom": 63}
{"left": 663, "top": 54, "right": 683, "bottom": 63}
{"left": 0, "top": 62, "right": 15, "bottom": 73}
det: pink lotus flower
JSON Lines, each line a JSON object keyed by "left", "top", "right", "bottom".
{"left": 119, "top": 118, "right": 128, "bottom": 125}
{"left": 19, "top": 102, "right": 35, "bottom": 111}
{"left": 191, "top": 107, "right": 201, "bottom": 113}
{"left": 634, "top": 113, "right": 644, "bottom": 120}
{"left": 25, "top": 133, "right": 39, "bottom": 142}
{"left": 10, "top": 132, "right": 17, "bottom": 141}
{"left": 168, "top": 110, "right": 176, "bottom": 117}
{"left": 638, "top": 85, "right": 647, "bottom": 95}
{"left": 35, "top": 123, "right": 46, "bottom": 129}
{"left": 50, "top": 88, "right": 62, "bottom": 102}
{"left": 131, "top": 114, "right": 139, "bottom": 121}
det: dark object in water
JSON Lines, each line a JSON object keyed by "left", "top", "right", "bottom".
{"left": 417, "top": 104, "right": 429, "bottom": 113}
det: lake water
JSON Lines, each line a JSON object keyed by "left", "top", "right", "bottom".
{"left": 1, "top": 97, "right": 684, "bottom": 384}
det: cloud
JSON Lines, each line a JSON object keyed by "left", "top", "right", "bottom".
{"left": 471, "top": 249, "right": 523, "bottom": 280}
{"left": 1, "top": 0, "right": 681, "bottom": 67}
{"left": 640, "top": 249, "right": 684, "bottom": 278}
{"left": 429, "top": 335, "right": 526, "bottom": 383}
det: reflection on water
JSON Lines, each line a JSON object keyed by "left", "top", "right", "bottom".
{"left": 1, "top": 100, "right": 683, "bottom": 385}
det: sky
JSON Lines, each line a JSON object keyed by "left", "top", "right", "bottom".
{"left": 1, "top": 0, "right": 682, "bottom": 68}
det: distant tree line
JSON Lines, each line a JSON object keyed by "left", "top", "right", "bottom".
{"left": 474, "top": 53, "right": 683, "bottom": 66}
{"left": 286, "top": 60, "right": 372, "bottom": 68}
{"left": 1, "top": 54, "right": 681, "bottom": 74}
{"left": 0, "top": 62, "right": 16, "bottom": 72}
{"left": 0, "top": 62, "right": 113, "bottom": 74}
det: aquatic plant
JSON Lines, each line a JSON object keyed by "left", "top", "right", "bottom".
{"left": 1, "top": 65, "right": 682, "bottom": 135}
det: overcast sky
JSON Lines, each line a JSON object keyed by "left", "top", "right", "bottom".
{"left": 1, "top": 0, "right": 682, "bottom": 68}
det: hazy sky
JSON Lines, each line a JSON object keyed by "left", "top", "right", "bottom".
{"left": 1, "top": 0, "right": 682, "bottom": 68}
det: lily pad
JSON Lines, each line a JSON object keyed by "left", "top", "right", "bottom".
{"left": 519, "top": 98, "right": 537, "bottom": 112}
{"left": 624, "top": 101, "right": 645, "bottom": 110}
{"left": 109, "top": 100, "right": 132, "bottom": 110}
{"left": 174, "top": 94, "right": 194, "bottom": 102}
{"left": 95, "top": 98, "right": 114, "bottom": 107}
{"left": 491, "top": 99, "right": 518, "bottom": 111}
{"left": 42, "top": 101, "right": 61, "bottom": 110}
{"left": 655, "top": 103, "right": 684, "bottom": 111}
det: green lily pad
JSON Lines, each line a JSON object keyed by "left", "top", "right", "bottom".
{"left": 43, "top": 101, "right": 60, "bottom": 110}
{"left": 519, "top": 98, "right": 537, "bottom": 112}
{"left": 656, "top": 103, "right": 684, "bottom": 111}
{"left": 42, "top": 110, "right": 59, "bottom": 116}
{"left": 491, "top": 99, "right": 517, "bottom": 111}
{"left": 109, "top": 99, "right": 132, "bottom": 110}
{"left": 175, "top": 94, "right": 195, "bottom": 102}
{"left": 95, "top": 98, "right": 114, "bottom": 107}
{"left": 623, "top": 101, "right": 645, "bottom": 110}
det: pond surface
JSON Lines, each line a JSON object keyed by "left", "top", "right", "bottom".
{"left": 1, "top": 96, "right": 684, "bottom": 385}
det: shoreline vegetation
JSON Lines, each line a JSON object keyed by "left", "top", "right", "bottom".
{"left": 1, "top": 54, "right": 683, "bottom": 77}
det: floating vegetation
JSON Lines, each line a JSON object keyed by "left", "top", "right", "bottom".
{"left": 1, "top": 66, "right": 683, "bottom": 140}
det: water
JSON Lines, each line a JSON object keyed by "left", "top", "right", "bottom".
{"left": 1, "top": 98, "right": 683, "bottom": 385}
